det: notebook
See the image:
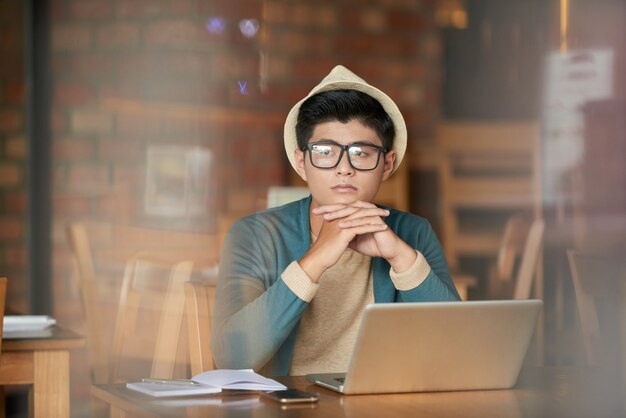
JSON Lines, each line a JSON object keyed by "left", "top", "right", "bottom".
{"left": 306, "top": 299, "right": 542, "bottom": 395}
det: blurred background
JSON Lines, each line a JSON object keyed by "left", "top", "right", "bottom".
{"left": 0, "top": 0, "right": 625, "bottom": 416}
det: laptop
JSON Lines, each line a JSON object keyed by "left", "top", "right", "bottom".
{"left": 306, "top": 299, "right": 542, "bottom": 395}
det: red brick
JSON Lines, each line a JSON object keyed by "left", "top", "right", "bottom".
{"left": 4, "top": 81, "right": 25, "bottom": 104}
{"left": 238, "top": 0, "right": 263, "bottom": 18}
{"left": 114, "top": 52, "right": 158, "bottom": 78}
{"left": 112, "top": 165, "right": 140, "bottom": 189}
{"left": 96, "top": 22, "right": 140, "bottom": 49}
{"left": 54, "top": 82, "right": 94, "bottom": 105}
{"left": 277, "top": 31, "right": 307, "bottom": 54}
{"left": 67, "top": 163, "right": 109, "bottom": 185}
{"left": 197, "top": 1, "right": 243, "bottom": 19}
{"left": 144, "top": 20, "right": 209, "bottom": 48}
{"left": 52, "top": 24, "right": 93, "bottom": 51}
{"left": 70, "top": 109, "right": 113, "bottom": 135}
{"left": 145, "top": 81, "right": 208, "bottom": 103}
{"left": 163, "top": 0, "right": 198, "bottom": 16}
{"left": 0, "top": 218, "right": 22, "bottom": 240}
{"left": 229, "top": 136, "right": 255, "bottom": 160}
{"left": 212, "top": 52, "right": 259, "bottom": 79}
{"left": 52, "top": 194, "right": 92, "bottom": 217}
{"left": 116, "top": 0, "right": 162, "bottom": 17}
{"left": 257, "top": 136, "right": 283, "bottom": 160}
{"left": 53, "top": 138, "right": 94, "bottom": 160}
{"left": 316, "top": 5, "right": 338, "bottom": 28}
{"left": 0, "top": 109, "right": 22, "bottom": 132}
{"left": 5, "top": 136, "right": 26, "bottom": 159}
{"left": 226, "top": 187, "right": 256, "bottom": 212}
{"left": 159, "top": 117, "right": 207, "bottom": 137}
{"left": 5, "top": 246, "right": 27, "bottom": 268}
{"left": 99, "top": 82, "right": 143, "bottom": 103}
{"left": 66, "top": 53, "right": 114, "bottom": 79}
{"left": 68, "top": 0, "right": 114, "bottom": 20}
{"left": 0, "top": 163, "right": 22, "bottom": 187}
{"left": 292, "top": 3, "right": 316, "bottom": 27}
{"left": 95, "top": 194, "right": 133, "bottom": 219}
{"left": 5, "top": 191, "right": 27, "bottom": 214}
{"left": 51, "top": 108, "right": 67, "bottom": 134}
{"left": 116, "top": 113, "right": 162, "bottom": 137}
{"left": 98, "top": 139, "right": 143, "bottom": 161}
{"left": 292, "top": 58, "right": 339, "bottom": 80}
{"left": 159, "top": 51, "right": 213, "bottom": 78}
{"left": 216, "top": 162, "right": 239, "bottom": 186}
{"left": 358, "top": 9, "right": 388, "bottom": 32}
{"left": 265, "top": 2, "right": 290, "bottom": 24}
{"left": 387, "top": 11, "right": 428, "bottom": 32}
{"left": 241, "top": 162, "right": 284, "bottom": 186}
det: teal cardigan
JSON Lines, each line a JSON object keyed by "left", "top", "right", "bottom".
{"left": 212, "top": 196, "right": 460, "bottom": 375}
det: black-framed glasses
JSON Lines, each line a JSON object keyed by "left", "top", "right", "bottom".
{"left": 305, "top": 141, "right": 388, "bottom": 171}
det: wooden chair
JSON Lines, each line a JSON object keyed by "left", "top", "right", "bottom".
{"left": 110, "top": 255, "right": 194, "bottom": 382}
{"left": 437, "top": 121, "right": 541, "bottom": 270}
{"left": 566, "top": 250, "right": 626, "bottom": 366}
{"left": 184, "top": 281, "right": 216, "bottom": 375}
{"left": 489, "top": 215, "right": 545, "bottom": 300}
{"left": 66, "top": 223, "right": 111, "bottom": 384}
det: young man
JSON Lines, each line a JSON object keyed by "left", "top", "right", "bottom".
{"left": 212, "top": 65, "right": 460, "bottom": 376}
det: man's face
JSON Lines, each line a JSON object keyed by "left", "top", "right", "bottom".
{"left": 294, "top": 119, "right": 396, "bottom": 210}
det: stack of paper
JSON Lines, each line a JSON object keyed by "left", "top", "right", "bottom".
{"left": 3, "top": 315, "right": 56, "bottom": 339}
{"left": 3, "top": 315, "right": 56, "bottom": 331}
{"left": 126, "top": 380, "right": 220, "bottom": 397}
{"left": 126, "top": 369, "right": 286, "bottom": 398}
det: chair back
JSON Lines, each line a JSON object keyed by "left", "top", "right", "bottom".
{"left": 0, "top": 277, "right": 7, "bottom": 356}
{"left": 437, "top": 121, "right": 541, "bottom": 270}
{"left": 66, "top": 223, "right": 110, "bottom": 383}
{"left": 490, "top": 216, "right": 545, "bottom": 300}
{"left": 513, "top": 218, "right": 545, "bottom": 300}
{"left": 184, "top": 281, "right": 216, "bottom": 375}
{"left": 110, "top": 255, "right": 193, "bottom": 382}
{"left": 566, "top": 249, "right": 626, "bottom": 366}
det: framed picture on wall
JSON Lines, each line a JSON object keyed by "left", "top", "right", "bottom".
{"left": 144, "top": 146, "right": 213, "bottom": 217}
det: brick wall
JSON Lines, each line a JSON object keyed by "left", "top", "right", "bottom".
{"left": 0, "top": 0, "right": 27, "bottom": 312}
{"left": 48, "top": 0, "right": 441, "bottom": 304}
{"left": 1, "top": 0, "right": 441, "bottom": 411}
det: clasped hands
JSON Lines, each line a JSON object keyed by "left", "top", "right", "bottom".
{"left": 299, "top": 201, "right": 417, "bottom": 283}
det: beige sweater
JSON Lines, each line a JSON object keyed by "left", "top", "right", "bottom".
{"left": 289, "top": 247, "right": 374, "bottom": 375}
{"left": 282, "top": 238, "right": 431, "bottom": 375}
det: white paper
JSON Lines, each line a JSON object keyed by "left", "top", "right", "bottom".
{"left": 192, "top": 369, "right": 286, "bottom": 391}
{"left": 3, "top": 315, "right": 56, "bottom": 332}
{"left": 126, "top": 381, "right": 221, "bottom": 397}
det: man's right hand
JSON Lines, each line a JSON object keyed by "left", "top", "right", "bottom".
{"left": 298, "top": 202, "right": 389, "bottom": 283}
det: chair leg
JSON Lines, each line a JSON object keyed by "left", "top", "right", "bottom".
{"left": 0, "top": 387, "right": 5, "bottom": 418}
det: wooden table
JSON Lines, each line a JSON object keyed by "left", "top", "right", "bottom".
{"left": 92, "top": 366, "right": 625, "bottom": 418}
{"left": 0, "top": 326, "right": 85, "bottom": 418}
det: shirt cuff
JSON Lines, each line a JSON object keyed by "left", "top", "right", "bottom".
{"left": 389, "top": 250, "right": 431, "bottom": 291}
{"left": 281, "top": 261, "right": 319, "bottom": 302}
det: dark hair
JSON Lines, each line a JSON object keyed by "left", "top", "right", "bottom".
{"left": 295, "top": 89, "right": 395, "bottom": 151}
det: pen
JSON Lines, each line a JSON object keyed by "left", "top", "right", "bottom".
{"left": 141, "top": 378, "right": 201, "bottom": 386}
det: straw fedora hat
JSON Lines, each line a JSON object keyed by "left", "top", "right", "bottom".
{"left": 283, "top": 65, "right": 407, "bottom": 175}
